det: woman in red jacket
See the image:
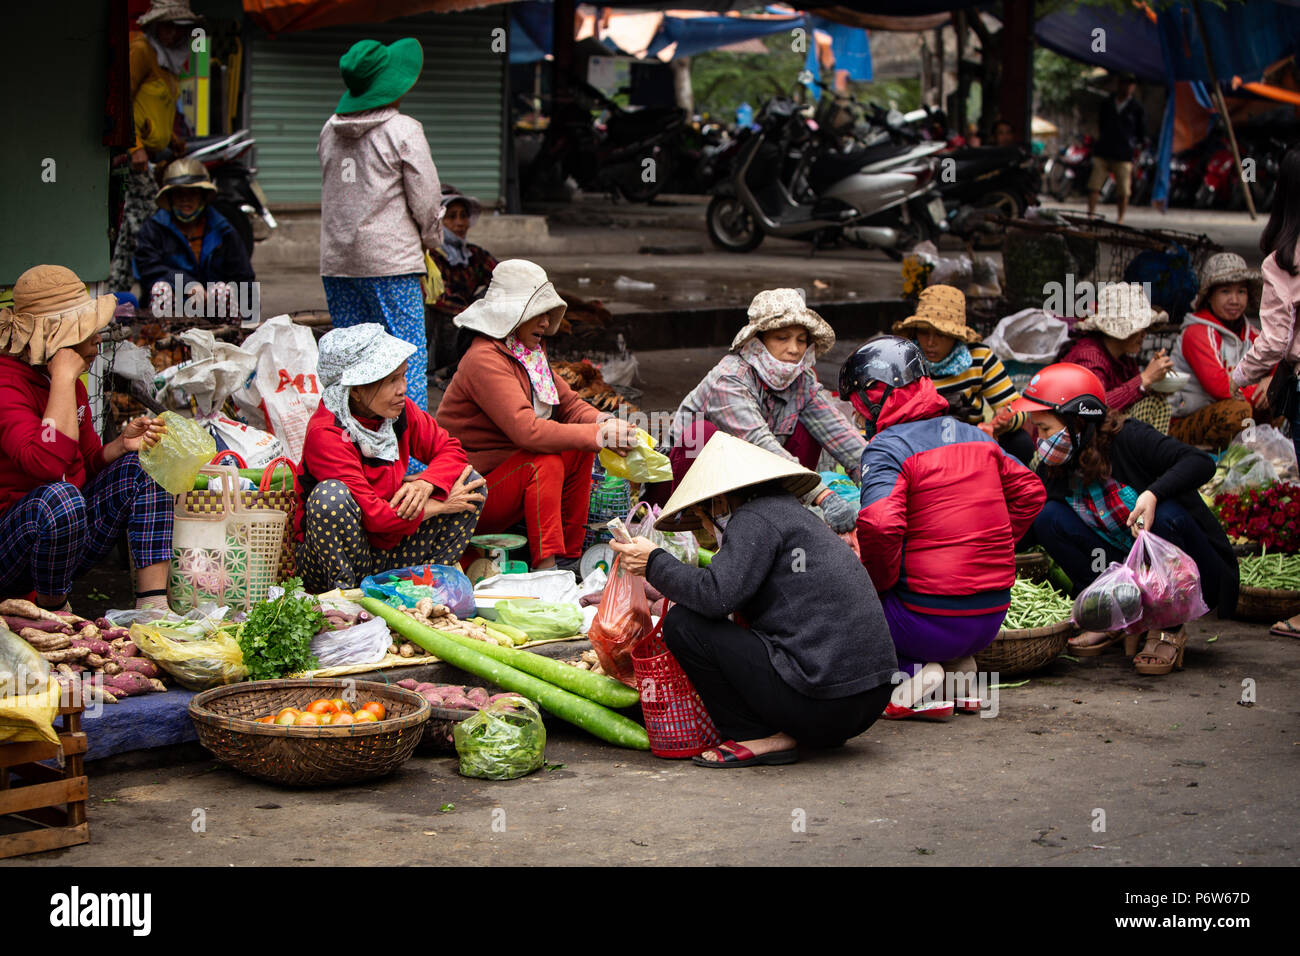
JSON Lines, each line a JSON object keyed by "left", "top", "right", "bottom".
{"left": 0, "top": 266, "right": 170, "bottom": 613}
{"left": 841, "top": 337, "right": 1045, "bottom": 720}
{"left": 298, "top": 323, "right": 486, "bottom": 592}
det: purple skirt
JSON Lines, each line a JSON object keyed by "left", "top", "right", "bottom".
{"left": 880, "top": 591, "right": 1006, "bottom": 672}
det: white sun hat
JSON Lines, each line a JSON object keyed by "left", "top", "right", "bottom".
{"left": 655, "top": 431, "right": 821, "bottom": 532}
{"left": 1075, "top": 282, "right": 1167, "bottom": 339}
{"left": 317, "top": 323, "right": 416, "bottom": 388}
{"left": 453, "top": 259, "right": 567, "bottom": 340}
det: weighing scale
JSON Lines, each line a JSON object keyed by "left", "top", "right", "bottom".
{"left": 468, "top": 533, "right": 529, "bottom": 583}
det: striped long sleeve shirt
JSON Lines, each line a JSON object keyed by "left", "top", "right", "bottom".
{"left": 931, "top": 344, "right": 1028, "bottom": 431}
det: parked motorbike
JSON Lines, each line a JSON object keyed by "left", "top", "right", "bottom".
{"left": 936, "top": 144, "right": 1041, "bottom": 238}
{"left": 184, "top": 129, "right": 277, "bottom": 258}
{"left": 1043, "top": 134, "right": 1115, "bottom": 203}
{"left": 705, "top": 95, "right": 947, "bottom": 257}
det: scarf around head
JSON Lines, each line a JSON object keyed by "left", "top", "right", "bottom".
{"left": 442, "top": 228, "right": 470, "bottom": 268}
{"left": 924, "top": 342, "right": 974, "bottom": 379}
{"left": 147, "top": 31, "right": 191, "bottom": 77}
{"left": 322, "top": 382, "right": 401, "bottom": 462}
{"left": 739, "top": 337, "right": 816, "bottom": 392}
{"left": 506, "top": 334, "right": 560, "bottom": 406}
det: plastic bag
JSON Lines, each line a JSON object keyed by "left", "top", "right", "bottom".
{"left": 985, "top": 309, "right": 1070, "bottom": 364}
{"left": 627, "top": 501, "right": 698, "bottom": 566}
{"left": 129, "top": 622, "right": 247, "bottom": 690}
{"left": 1231, "top": 422, "right": 1298, "bottom": 480}
{"left": 1123, "top": 530, "right": 1210, "bottom": 632}
{"left": 232, "top": 314, "right": 322, "bottom": 462}
{"left": 495, "top": 601, "right": 584, "bottom": 641}
{"left": 0, "top": 625, "right": 59, "bottom": 746}
{"left": 1220, "top": 452, "right": 1278, "bottom": 494}
{"left": 360, "top": 564, "right": 475, "bottom": 618}
{"left": 156, "top": 328, "right": 257, "bottom": 415}
{"left": 309, "top": 616, "right": 392, "bottom": 668}
{"left": 205, "top": 415, "right": 287, "bottom": 470}
{"left": 819, "top": 470, "right": 860, "bottom": 503}
{"left": 1071, "top": 562, "right": 1144, "bottom": 633}
{"left": 587, "top": 555, "right": 652, "bottom": 686}
{"left": 599, "top": 428, "right": 672, "bottom": 484}
{"left": 139, "top": 410, "right": 218, "bottom": 494}
{"left": 454, "top": 695, "right": 546, "bottom": 780}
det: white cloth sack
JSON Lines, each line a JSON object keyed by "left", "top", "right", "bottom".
{"left": 986, "top": 309, "right": 1070, "bottom": 364}
{"left": 156, "top": 329, "right": 257, "bottom": 415}
{"left": 232, "top": 314, "right": 321, "bottom": 462}
{"left": 473, "top": 569, "right": 582, "bottom": 605}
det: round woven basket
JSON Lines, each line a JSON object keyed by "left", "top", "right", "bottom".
{"left": 1014, "top": 551, "right": 1050, "bottom": 582}
{"left": 189, "top": 678, "right": 430, "bottom": 786}
{"left": 1236, "top": 584, "right": 1300, "bottom": 622}
{"left": 975, "top": 620, "right": 1075, "bottom": 676}
{"left": 417, "top": 705, "right": 479, "bottom": 755}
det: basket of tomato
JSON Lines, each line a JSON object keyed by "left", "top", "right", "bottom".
{"left": 188, "top": 678, "right": 430, "bottom": 786}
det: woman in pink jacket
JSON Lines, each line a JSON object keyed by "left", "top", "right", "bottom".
{"left": 1230, "top": 147, "right": 1300, "bottom": 637}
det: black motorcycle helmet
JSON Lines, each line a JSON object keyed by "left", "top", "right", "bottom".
{"left": 839, "top": 336, "right": 928, "bottom": 438}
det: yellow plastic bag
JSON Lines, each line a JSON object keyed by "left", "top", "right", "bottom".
{"left": 422, "top": 249, "right": 445, "bottom": 305}
{"left": 0, "top": 626, "right": 59, "bottom": 745}
{"left": 599, "top": 428, "right": 672, "bottom": 484}
{"left": 129, "top": 622, "right": 247, "bottom": 690}
{"left": 139, "top": 410, "right": 218, "bottom": 494}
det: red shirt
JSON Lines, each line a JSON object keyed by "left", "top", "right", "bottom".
{"left": 0, "top": 355, "right": 107, "bottom": 515}
{"left": 298, "top": 398, "right": 469, "bottom": 550}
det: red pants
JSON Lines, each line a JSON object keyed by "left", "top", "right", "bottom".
{"left": 477, "top": 448, "right": 595, "bottom": 564}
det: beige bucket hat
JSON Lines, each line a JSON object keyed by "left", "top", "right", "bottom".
{"left": 453, "top": 259, "right": 567, "bottom": 340}
{"left": 731, "top": 288, "right": 836, "bottom": 357}
{"left": 892, "top": 284, "right": 981, "bottom": 344}
{"left": 654, "top": 431, "right": 820, "bottom": 532}
{"left": 0, "top": 265, "right": 115, "bottom": 366}
{"left": 1075, "top": 282, "right": 1166, "bottom": 339}
{"left": 138, "top": 0, "right": 201, "bottom": 25}
{"left": 1194, "top": 252, "right": 1262, "bottom": 311}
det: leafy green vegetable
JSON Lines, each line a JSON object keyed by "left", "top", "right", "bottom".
{"left": 235, "top": 577, "right": 324, "bottom": 680}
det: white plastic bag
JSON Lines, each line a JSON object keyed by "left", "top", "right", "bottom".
{"left": 309, "top": 616, "right": 391, "bottom": 668}
{"left": 1221, "top": 451, "right": 1278, "bottom": 493}
{"left": 232, "top": 314, "right": 321, "bottom": 462}
{"left": 157, "top": 328, "right": 257, "bottom": 415}
{"left": 206, "top": 415, "right": 287, "bottom": 470}
{"left": 986, "top": 309, "right": 1070, "bottom": 364}
{"left": 1232, "top": 421, "right": 1298, "bottom": 480}
{"left": 474, "top": 569, "right": 582, "bottom": 605}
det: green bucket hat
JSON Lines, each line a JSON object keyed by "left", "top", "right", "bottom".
{"left": 336, "top": 38, "right": 423, "bottom": 115}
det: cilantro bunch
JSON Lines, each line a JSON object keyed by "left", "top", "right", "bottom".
{"left": 236, "top": 578, "right": 325, "bottom": 680}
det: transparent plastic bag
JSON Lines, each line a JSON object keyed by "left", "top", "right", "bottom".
{"left": 588, "top": 555, "right": 652, "bottom": 686}
{"left": 1071, "top": 562, "right": 1144, "bottom": 633}
{"left": 494, "top": 601, "right": 584, "bottom": 641}
{"left": 129, "top": 621, "right": 247, "bottom": 690}
{"left": 0, "top": 625, "right": 58, "bottom": 746}
{"left": 139, "top": 410, "right": 218, "bottom": 494}
{"left": 627, "top": 501, "right": 698, "bottom": 566}
{"left": 454, "top": 695, "right": 546, "bottom": 780}
{"left": 1231, "top": 422, "right": 1298, "bottom": 480}
{"left": 1220, "top": 452, "right": 1277, "bottom": 493}
{"left": 360, "top": 564, "right": 475, "bottom": 618}
{"left": 600, "top": 429, "right": 672, "bottom": 484}
{"left": 1123, "top": 530, "right": 1210, "bottom": 632}
{"left": 309, "top": 616, "right": 391, "bottom": 668}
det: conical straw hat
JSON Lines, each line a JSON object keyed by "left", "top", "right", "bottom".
{"left": 655, "top": 431, "right": 820, "bottom": 532}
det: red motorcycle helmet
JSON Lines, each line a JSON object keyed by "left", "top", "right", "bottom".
{"left": 1009, "top": 363, "right": 1108, "bottom": 421}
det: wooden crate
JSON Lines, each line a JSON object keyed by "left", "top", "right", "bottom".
{"left": 0, "top": 690, "right": 89, "bottom": 859}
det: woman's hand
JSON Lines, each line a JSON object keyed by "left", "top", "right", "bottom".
{"left": 119, "top": 416, "right": 165, "bottom": 453}
{"left": 390, "top": 479, "right": 435, "bottom": 521}
{"left": 597, "top": 417, "right": 639, "bottom": 454}
{"left": 1250, "top": 374, "right": 1271, "bottom": 410}
{"left": 47, "top": 347, "right": 89, "bottom": 383}
{"left": 1127, "top": 490, "right": 1158, "bottom": 536}
{"left": 130, "top": 147, "right": 150, "bottom": 172}
{"left": 428, "top": 466, "right": 486, "bottom": 517}
{"left": 610, "top": 536, "right": 658, "bottom": 577}
{"left": 1140, "top": 350, "right": 1174, "bottom": 388}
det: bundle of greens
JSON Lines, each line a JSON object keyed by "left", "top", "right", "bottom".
{"left": 235, "top": 578, "right": 325, "bottom": 680}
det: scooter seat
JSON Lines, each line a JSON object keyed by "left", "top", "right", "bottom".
{"left": 809, "top": 144, "right": 915, "bottom": 193}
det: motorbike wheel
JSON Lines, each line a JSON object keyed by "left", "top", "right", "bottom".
{"left": 211, "top": 198, "right": 255, "bottom": 260}
{"left": 1045, "top": 162, "right": 1072, "bottom": 201}
{"left": 977, "top": 190, "right": 1025, "bottom": 220}
{"left": 617, "top": 151, "right": 671, "bottom": 203}
{"left": 1194, "top": 183, "right": 1214, "bottom": 210}
{"left": 706, "top": 195, "right": 764, "bottom": 253}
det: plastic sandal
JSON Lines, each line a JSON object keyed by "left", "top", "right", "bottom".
{"left": 1068, "top": 630, "right": 1124, "bottom": 657}
{"left": 1269, "top": 619, "right": 1300, "bottom": 639}
{"left": 1134, "top": 627, "right": 1187, "bottom": 676}
{"left": 691, "top": 741, "right": 800, "bottom": 769}
{"left": 883, "top": 700, "right": 955, "bottom": 721}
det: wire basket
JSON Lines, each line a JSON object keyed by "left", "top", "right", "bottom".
{"left": 975, "top": 620, "right": 1075, "bottom": 676}
{"left": 584, "top": 460, "right": 632, "bottom": 550}
{"left": 630, "top": 611, "right": 721, "bottom": 758}
{"left": 188, "top": 679, "right": 430, "bottom": 786}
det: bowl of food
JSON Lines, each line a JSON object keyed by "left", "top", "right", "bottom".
{"left": 1148, "top": 371, "right": 1189, "bottom": 394}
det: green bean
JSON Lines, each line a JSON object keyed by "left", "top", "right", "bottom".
{"left": 1239, "top": 549, "right": 1300, "bottom": 590}
{"left": 1003, "top": 577, "right": 1074, "bottom": 630}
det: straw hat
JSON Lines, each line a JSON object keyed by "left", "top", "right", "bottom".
{"left": 0, "top": 265, "right": 115, "bottom": 366}
{"left": 1194, "top": 252, "right": 1262, "bottom": 311}
{"left": 453, "top": 259, "right": 567, "bottom": 340}
{"left": 317, "top": 323, "right": 416, "bottom": 388}
{"left": 336, "top": 38, "right": 423, "bottom": 116}
{"left": 730, "top": 289, "right": 836, "bottom": 357}
{"left": 1075, "top": 282, "right": 1166, "bottom": 339}
{"left": 892, "top": 284, "right": 981, "bottom": 344}
{"left": 654, "top": 432, "right": 820, "bottom": 532}
{"left": 155, "top": 157, "right": 217, "bottom": 210}
{"left": 138, "top": 0, "right": 200, "bottom": 25}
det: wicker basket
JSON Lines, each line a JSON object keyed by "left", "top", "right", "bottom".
{"left": 1236, "top": 584, "right": 1300, "bottom": 622}
{"left": 417, "top": 705, "right": 478, "bottom": 755}
{"left": 1014, "top": 551, "right": 1050, "bottom": 582}
{"left": 975, "top": 620, "right": 1075, "bottom": 676}
{"left": 188, "top": 679, "right": 430, "bottom": 786}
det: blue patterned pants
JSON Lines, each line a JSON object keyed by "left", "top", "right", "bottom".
{"left": 0, "top": 453, "right": 174, "bottom": 599}
{"left": 321, "top": 273, "right": 428, "bottom": 413}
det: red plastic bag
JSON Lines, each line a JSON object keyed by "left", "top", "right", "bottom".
{"left": 587, "top": 555, "right": 653, "bottom": 687}
{"left": 1122, "top": 530, "right": 1210, "bottom": 632}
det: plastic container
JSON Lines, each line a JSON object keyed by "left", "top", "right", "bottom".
{"left": 140, "top": 410, "right": 217, "bottom": 494}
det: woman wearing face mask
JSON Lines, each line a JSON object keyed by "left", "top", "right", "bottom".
{"left": 427, "top": 187, "right": 499, "bottom": 385}
{"left": 297, "top": 324, "right": 486, "bottom": 593}
{"left": 1061, "top": 282, "right": 1175, "bottom": 432}
{"left": 650, "top": 289, "right": 863, "bottom": 536}
{"left": 1012, "top": 363, "right": 1237, "bottom": 674}
{"left": 610, "top": 432, "right": 897, "bottom": 768}
{"left": 437, "top": 260, "right": 638, "bottom": 571}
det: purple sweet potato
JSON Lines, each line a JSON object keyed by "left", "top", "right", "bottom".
{"left": 117, "top": 657, "right": 159, "bottom": 678}
{"left": 3, "top": 615, "right": 64, "bottom": 633}
{"left": 117, "top": 643, "right": 139, "bottom": 658}
{"left": 70, "top": 637, "right": 113, "bottom": 656}
{"left": 396, "top": 678, "right": 419, "bottom": 690}
{"left": 104, "top": 671, "right": 152, "bottom": 697}
{"left": 415, "top": 682, "right": 436, "bottom": 694}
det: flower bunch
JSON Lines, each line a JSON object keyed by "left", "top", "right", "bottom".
{"left": 1214, "top": 482, "right": 1300, "bottom": 552}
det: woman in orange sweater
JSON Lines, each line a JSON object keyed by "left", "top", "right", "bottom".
{"left": 437, "top": 260, "right": 638, "bottom": 570}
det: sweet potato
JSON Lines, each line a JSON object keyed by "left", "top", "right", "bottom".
{"left": 117, "top": 657, "right": 159, "bottom": 678}
{"left": 71, "top": 637, "right": 112, "bottom": 655}
{"left": 103, "top": 662, "right": 123, "bottom": 676}
{"left": 117, "top": 643, "right": 139, "bottom": 658}
{"left": 20, "top": 628, "right": 71, "bottom": 651}
{"left": 415, "top": 682, "right": 436, "bottom": 694}
{"left": 40, "top": 646, "right": 91, "bottom": 663}
{"left": 76, "top": 624, "right": 102, "bottom": 641}
{"left": 399, "top": 643, "right": 416, "bottom": 658}
{"left": 148, "top": 678, "right": 167, "bottom": 692}
{"left": 0, "top": 598, "right": 61, "bottom": 621}
{"left": 104, "top": 671, "right": 152, "bottom": 697}
{"left": 3, "top": 615, "right": 65, "bottom": 633}
{"left": 86, "top": 653, "right": 108, "bottom": 670}
{"left": 396, "top": 679, "right": 419, "bottom": 690}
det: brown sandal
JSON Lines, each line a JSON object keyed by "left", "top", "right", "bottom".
{"left": 1134, "top": 627, "right": 1187, "bottom": 676}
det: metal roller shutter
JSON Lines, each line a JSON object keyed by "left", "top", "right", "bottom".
{"left": 247, "top": 8, "right": 506, "bottom": 206}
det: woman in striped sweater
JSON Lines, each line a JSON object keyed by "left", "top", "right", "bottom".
{"left": 893, "top": 285, "right": 1035, "bottom": 464}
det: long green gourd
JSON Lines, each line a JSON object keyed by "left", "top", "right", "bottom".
{"left": 363, "top": 599, "right": 649, "bottom": 750}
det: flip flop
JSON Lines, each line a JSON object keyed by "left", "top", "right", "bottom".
{"left": 883, "top": 700, "right": 955, "bottom": 721}
{"left": 1269, "top": 619, "right": 1300, "bottom": 639}
{"left": 691, "top": 741, "right": 800, "bottom": 769}
{"left": 1068, "top": 631, "right": 1124, "bottom": 657}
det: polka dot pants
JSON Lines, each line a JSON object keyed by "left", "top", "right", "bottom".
{"left": 298, "top": 478, "right": 485, "bottom": 593}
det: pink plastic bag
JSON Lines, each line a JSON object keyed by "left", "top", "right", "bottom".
{"left": 1122, "top": 530, "right": 1210, "bottom": 632}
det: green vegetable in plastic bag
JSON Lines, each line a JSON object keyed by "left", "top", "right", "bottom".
{"left": 454, "top": 695, "right": 546, "bottom": 780}
{"left": 495, "top": 601, "right": 584, "bottom": 641}
{"left": 599, "top": 428, "right": 672, "bottom": 484}
{"left": 140, "top": 410, "right": 218, "bottom": 494}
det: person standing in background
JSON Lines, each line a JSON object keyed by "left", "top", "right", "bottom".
{"left": 1088, "top": 73, "right": 1145, "bottom": 224}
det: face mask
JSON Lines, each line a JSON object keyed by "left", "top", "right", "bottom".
{"left": 1037, "top": 427, "right": 1075, "bottom": 466}
{"left": 171, "top": 202, "right": 206, "bottom": 224}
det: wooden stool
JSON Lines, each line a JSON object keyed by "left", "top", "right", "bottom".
{"left": 0, "top": 691, "right": 89, "bottom": 859}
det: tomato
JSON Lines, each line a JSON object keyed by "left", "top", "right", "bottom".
{"left": 352, "top": 710, "right": 379, "bottom": 724}
{"left": 295, "top": 712, "right": 321, "bottom": 726}
{"left": 361, "top": 701, "right": 386, "bottom": 720}
{"left": 274, "top": 708, "right": 300, "bottom": 726}
{"left": 318, "top": 713, "right": 333, "bottom": 725}
{"left": 306, "top": 699, "right": 337, "bottom": 716}
{"left": 330, "top": 698, "right": 351, "bottom": 714}
{"left": 331, "top": 712, "right": 355, "bottom": 726}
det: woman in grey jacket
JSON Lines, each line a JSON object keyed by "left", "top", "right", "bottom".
{"left": 318, "top": 37, "right": 443, "bottom": 415}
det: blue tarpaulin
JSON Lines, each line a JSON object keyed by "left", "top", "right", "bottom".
{"left": 803, "top": 13, "right": 874, "bottom": 98}
{"left": 646, "top": 13, "right": 805, "bottom": 60}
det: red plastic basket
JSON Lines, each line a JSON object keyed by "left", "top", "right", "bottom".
{"left": 630, "top": 609, "right": 722, "bottom": 758}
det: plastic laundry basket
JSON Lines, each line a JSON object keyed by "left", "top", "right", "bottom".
{"left": 630, "top": 609, "right": 721, "bottom": 758}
